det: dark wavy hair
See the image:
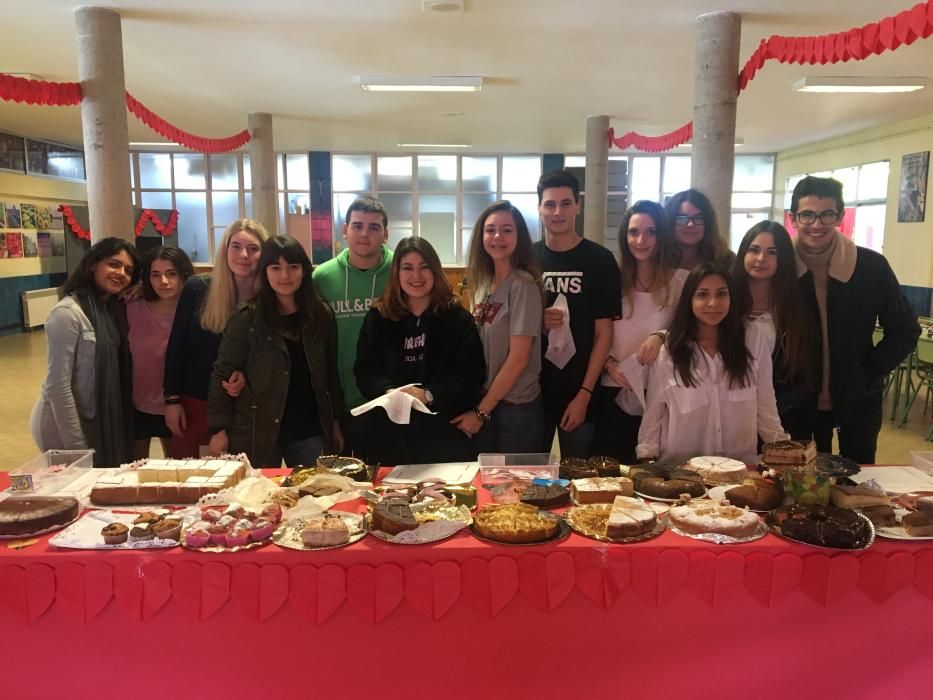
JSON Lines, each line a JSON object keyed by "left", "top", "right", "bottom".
{"left": 60, "top": 237, "right": 141, "bottom": 298}
{"left": 618, "top": 200, "right": 679, "bottom": 317}
{"left": 790, "top": 175, "right": 845, "bottom": 214}
{"left": 536, "top": 169, "right": 580, "bottom": 203}
{"left": 255, "top": 236, "right": 330, "bottom": 338}
{"left": 666, "top": 262, "right": 750, "bottom": 389}
{"left": 731, "top": 220, "right": 812, "bottom": 386}
{"left": 466, "top": 200, "right": 540, "bottom": 294}
{"left": 376, "top": 237, "right": 457, "bottom": 322}
{"left": 664, "top": 188, "right": 732, "bottom": 266}
{"left": 140, "top": 246, "right": 195, "bottom": 301}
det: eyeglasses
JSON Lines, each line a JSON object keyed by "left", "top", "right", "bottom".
{"left": 673, "top": 214, "right": 705, "bottom": 226}
{"left": 795, "top": 209, "right": 840, "bottom": 225}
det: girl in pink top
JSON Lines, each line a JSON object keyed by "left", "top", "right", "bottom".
{"left": 127, "top": 246, "right": 194, "bottom": 458}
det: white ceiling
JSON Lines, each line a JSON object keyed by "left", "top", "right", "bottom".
{"left": 1, "top": 0, "right": 932, "bottom": 154}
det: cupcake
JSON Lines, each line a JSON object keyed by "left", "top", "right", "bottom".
{"left": 208, "top": 522, "right": 231, "bottom": 545}
{"left": 261, "top": 503, "right": 283, "bottom": 524}
{"left": 101, "top": 522, "right": 129, "bottom": 545}
{"left": 225, "top": 526, "right": 250, "bottom": 548}
{"left": 224, "top": 505, "right": 246, "bottom": 520}
{"left": 249, "top": 519, "right": 274, "bottom": 541}
{"left": 185, "top": 527, "right": 211, "bottom": 548}
{"left": 129, "top": 524, "right": 155, "bottom": 542}
{"left": 200, "top": 508, "right": 223, "bottom": 523}
{"left": 151, "top": 518, "right": 182, "bottom": 541}
{"left": 133, "top": 512, "right": 161, "bottom": 526}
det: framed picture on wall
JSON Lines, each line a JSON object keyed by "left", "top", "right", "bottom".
{"left": 23, "top": 231, "right": 38, "bottom": 257}
{"left": 5, "top": 203, "right": 20, "bottom": 228}
{"left": 6, "top": 232, "right": 23, "bottom": 258}
{"left": 898, "top": 151, "right": 929, "bottom": 223}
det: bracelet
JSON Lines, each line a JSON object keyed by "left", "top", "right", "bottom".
{"left": 579, "top": 385, "right": 593, "bottom": 395}
{"left": 649, "top": 330, "right": 667, "bottom": 340}
{"left": 473, "top": 406, "right": 492, "bottom": 423}
{"left": 164, "top": 397, "right": 181, "bottom": 405}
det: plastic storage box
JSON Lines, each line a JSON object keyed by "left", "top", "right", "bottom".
{"left": 911, "top": 451, "right": 933, "bottom": 475}
{"left": 478, "top": 453, "right": 560, "bottom": 485}
{"left": 8, "top": 449, "right": 94, "bottom": 495}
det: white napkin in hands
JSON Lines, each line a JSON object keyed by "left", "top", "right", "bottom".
{"left": 544, "top": 293, "right": 576, "bottom": 370}
{"left": 350, "top": 383, "right": 436, "bottom": 425}
{"left": 614, "top": 354, "right": 648, "bottom": 414}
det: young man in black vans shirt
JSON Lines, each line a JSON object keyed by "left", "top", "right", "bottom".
{"left": 533, "top": 170, "right": 621, "bottom": 457}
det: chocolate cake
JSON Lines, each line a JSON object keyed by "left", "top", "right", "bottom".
{"left": 371, "top": 498, "right": 418, "bottom": 535}
{"left": 860, "top": 505, "right": 897, "bottom": 529}
{"left": 769, "top": 505, "right": 871, "bottom": 548}
{"left": 587, "top": 455, "right": 621, "bottom": 477}
{"left": 634, "top": 468, "right": 705, "bottom": 499}
{"left": 725, "top": 478, "right": 783, "bottom": 511}
{"left": 559, "top": 457, "right": 596, "bottom": 481}
{"left": 902, "top": 510, "right": 933, "bottom": 537}
{"left": 520, "top": 483, "right": 570, "bottom": 509}
{"left": 0, "top": 497, "right": 79, "bottom": 537}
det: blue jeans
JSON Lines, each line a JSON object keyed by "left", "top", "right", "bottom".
{"left": 474, "top": 397, "right": 548, "bottom": 454}
{"left": 275, "top": 435, "right": 325, "bottom": 468}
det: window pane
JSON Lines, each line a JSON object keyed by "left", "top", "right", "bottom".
{"left": 784, "top": 174, "right": 806, "bottom": 210}
{"left": 173, "top": 153, "right": 206, "bottom": 189}
{"left": 175, "top": 192, "right": 209, "bottom": 262}
{"left": 0, "top": 133, "right": 26, "bottom": 172}
{"left": 419, "top": 194, "right": 456, "bottom": 263}
{"left": 830, "top": 166, "right": 858, "bottom": 203}
{"left": 631, "top": 158, "right": 661, "bottom": 201}
{"left": 379, "top": 193, "right": 413, "bottom": 249}
{"left": 46, "top": 143, "right": 85, "bottom": 180}
{"left": 462, "top": 193, "right": 497, "bottom": 231}
{"left": 462, "top": 156, "right": 497, "bottom": 192}
{"left": 730, "top": 211, "right": 767, "bottom": 251}
{"left": 140, "top": 191, "right": 172, "bottom": 209}
{"left": 332, "top": 154, "right": 372, "bottom": 192}
{"left": 501, "top": 193, "right": 541, "bottom": 241}
{"left": 734, "top": 155, "right": 774, "bottom": 192}
{"left": 138, "top": 153, "right": 172, "bottom": 189}
{"left": 377, "top": 156, "right": 413, "bottom": 191}
{"left": 277, "top": 155, "right": 284, "bottom": 191}
{"left": 211, "top": 154, "right": 239, "bottom": 190}
{"left": 501, "top": 156, "right": 540, "bottom": 192}
{"left": 563, "top": 156, "right": 586, "bottom": 167}
{"left": 279, "top": 193, "right": 286, "bottom": 235}
{"left": 243, "top": 155, "right": 251, "bottom": 188}
{"left": 853, "top": 204, "right": 886, "bottom": 253}
{"left": 417, "top": 155, "right": 457, "bottom": 193}
{"left": 285, "top": 154, "right": 309, "bottom": 190}
{"left": 212, "top": 191, "right": 240, "bottom": 229}
{"left": 662, "top": 156, "right": 691, "bottom": 194}
{"left": 287, "top": 192, "right": 310, "bottom": 215}
{"left": 858, "top": 161, "right": 889, "bottom": 201}
{"left": 332, "top": 193, "right": 358, "bottom": 245}
{"left": 244, "top": 192, "right": 253, "bottom": 219}
{"left": 731, "top": 192, "right": 771, "bottom": 209}
{"left": 129, "top": 154, "right": 134, "bottom": 188}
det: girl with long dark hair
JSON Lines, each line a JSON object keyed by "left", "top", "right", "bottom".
{"left": 731, "top": 221, "right": 815, "bottom": 426}
{"left": 206, "top": 236, "right": 343, "bottom": 466}
{"left": 665, "top": 189, "right": 735, "bottom": 271}
{"left": 31, "top": 237, "right": 141, "bottom": 466}
{"left": 636, "top": 263, "right": 787, "bottom": 463}
{"left": 592, "top": 200, "right": 687, "bottom": 461}
{"left": 355, "top": 237, "right": 485, "bottom": 465}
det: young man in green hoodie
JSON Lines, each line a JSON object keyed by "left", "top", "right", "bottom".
{"left": 313, "top": 196, "right": 394, "bottom": 455}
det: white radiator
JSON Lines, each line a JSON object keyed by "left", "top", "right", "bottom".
{"left": 21, "top": 287, "right": 59, "bottom": 329}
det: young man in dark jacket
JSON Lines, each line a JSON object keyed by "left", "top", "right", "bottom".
{"left": 787, "top": 175, "right": 920, "bottom": 463}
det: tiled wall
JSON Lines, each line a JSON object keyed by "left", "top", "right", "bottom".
{"left": 0, "top": 273, "right": 67, "bottom": 333}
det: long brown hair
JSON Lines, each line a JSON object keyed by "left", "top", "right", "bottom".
{"left": 375, "top": 237, "right": 457, "bottom": 321}
{"left": 618, "top": 200, "right": 679, "bottom": 318}
{"left": 731, "top": 220, "right": 812, "bottom": 385}
{"left": 466, "top": 200, "right": 540, "bottom": 297}
{"left": 666, "top": 262, "right": 750, "bottom": 388}
{"left": 664, "top": 189, "right": 731, "bottom": 266}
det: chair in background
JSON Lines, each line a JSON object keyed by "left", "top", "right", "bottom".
{"left": 876, "top": 326, "right": 914, "bottom": 420}
{"left": 898, "top": 338, "right": 933, "bottom": 436}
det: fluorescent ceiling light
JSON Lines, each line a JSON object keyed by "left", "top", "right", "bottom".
{"left": 397, "top": 142, "right": 471, "bottom": 148}
{"left": 361, "top": 75, "right": 482, "bottom": 92}
{"left": 794, "top": 77, "right": 927, "bottom": 93}
{"left": 676, "top": 139, "right": 744, "bottom": 148}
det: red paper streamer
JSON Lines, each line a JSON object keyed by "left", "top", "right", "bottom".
{"left": 0, "top": 74, "right": 81, "bottom": 106}
{"left": 125, "top": 92, "right": 250, "bottom": 153}
{"left": 608, "top": 123, "right": 693, "bottom": 153}
{"left": 59, "top": 204, "right": 179, "bottom": 242}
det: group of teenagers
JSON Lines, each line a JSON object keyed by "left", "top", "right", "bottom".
{"left": 30, "top": 168, "right": 921, "bottom": 470}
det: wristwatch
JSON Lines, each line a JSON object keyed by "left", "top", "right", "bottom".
{"left": 424, "top": 389, "right": 434, "bottom": 405}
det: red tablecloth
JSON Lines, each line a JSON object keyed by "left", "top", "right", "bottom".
{"left": 2, "top": 469, "right": 932, "bottom": 699}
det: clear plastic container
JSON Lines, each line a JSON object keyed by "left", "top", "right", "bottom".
{"left": 8, "top": 449, "right": 95, "bottom": 495}
{"left": 478, "top": 453, "right": 559, "bottom": 485}
{"left": 911, "top": 451, "right": 933, "bottom": 475}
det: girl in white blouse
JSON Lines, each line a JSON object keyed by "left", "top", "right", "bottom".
{"left": 636, "top": 262, "right": 788, "bottom": 464}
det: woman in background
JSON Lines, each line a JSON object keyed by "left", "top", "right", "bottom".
{"left": 207, "top": 236, "right": 343, "bottom": 466}
{"left": 452, "top": 200, "right": 545, "bottom": 453}
{"left": 592, "top": 200, "right": 687, "bottom": 462}
{"left": 355, "top": 237, "right": 485, "bottom": 465}
{"left": 127, "top": 246, "right": 194, "bottom": 458}
{"left": 665, "top": 189, "right": 735, "bottom": 271}
{"left": 31, "top": 237, "right": 141, "bottom": 466}
{"left": 163, "top": 219, "right": 268, "bottom": 457}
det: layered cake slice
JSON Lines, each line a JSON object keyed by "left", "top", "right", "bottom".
{"left": 571, "top": 477, "right": 634, "bottom": 504}
{"left": 606, "top": 496, "right": 657, "bottom": 538}
{"left": 302, "top": 515, "right": 351, "bottom": 546}
{"left": 761, "top": 439, "right": 817, "bottom": 466}
{"left": 371, "top": 498, "right": 418, "bottom": 535}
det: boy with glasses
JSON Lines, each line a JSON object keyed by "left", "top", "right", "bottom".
{"left": 788, "top": 175, "right": 919, "bottom": 463}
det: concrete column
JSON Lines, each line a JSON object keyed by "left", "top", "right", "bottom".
{"left": 691, "top": 11, "right": 741, "bottom": 243}
{"left": 248, "top": 112, "right": 277, "bottom": 234}
{"left": 584, "top": 115, "right": 609, "bottom": 245}
{"left": 74, "top": 7, "right": 134, "bottom": 243}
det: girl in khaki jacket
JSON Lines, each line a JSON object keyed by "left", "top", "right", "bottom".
{"left": 207, "top": 236, "right": 344, "bottom": 467}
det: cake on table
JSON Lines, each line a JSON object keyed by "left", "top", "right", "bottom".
{"left": 559, "top": 457, "right": 596, "bottom": 481}
{"left": 302, "top": 514, "right": 351, "bottom": 546}
{"left": 860, "top": 505, "right": 897, "bottom": 529}
{"left": 519, "top": 483, "right": 570, "bottom": 509}
{"left": 761, "top": 439, "right": 817, "bottom": 467}
{"left": 588, "top": 455, "right": 621, "bottom": 477}
{"left": 724, "top": 477, "right": 783, "bottom": 511}
{"left": 473, "top": 503, "right": 559, "bottom": 544}
{"left": 0, "top": 496, "right": 79, "bottom": 537}
{"left": 668, "top": 496, "right": 761, "bottom": 538}
{"left": 371, "top": 498, "right": 419, "bottom": 535}
{"left": 632, "top": 468, "right": 706, "bottom": 500}
{"left": 606, "top": 496, "right": 657, "bottom": 538}
{"left": 902, "top": 511, "right": 933, "bottom": 537}
{"left": 571, "top": 477, "right": 634, "bottom": 504}
{"left": 90, "top": 458, "right": 248, "bottom": 505}
{"left": 687, "top": 456, "right": 749, "bottom": 485}
{"left": 829, "top": 483, "right": 891, "bottom": 509}
{"left": 768, "top": 504, "right": 871, "bottom": 548}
